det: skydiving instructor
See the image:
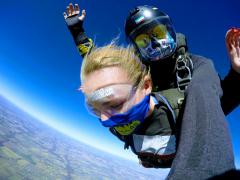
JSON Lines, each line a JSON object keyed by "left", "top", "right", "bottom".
{"left": 63, "top": 2, "right": 240, "bottom": 180}
{"left": 63, "top": 3, "right": 240, "bottom": 115}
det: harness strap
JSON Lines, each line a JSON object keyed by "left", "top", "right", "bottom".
{"left": 152, "top": 94, "right": 176, "bottom": 123}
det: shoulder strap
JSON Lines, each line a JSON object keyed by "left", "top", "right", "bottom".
{"left": 174, "top": 33, "right": 193, "bottom": 92}
{"left": 152, "top": 93, "right": 177, "bottom": 123}
{"left": 176, "top": 33, "right": 188, "bottom": 53}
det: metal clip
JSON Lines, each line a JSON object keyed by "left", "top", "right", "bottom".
{"left": 176, "top": 54, "right": 193, "bottom": 92}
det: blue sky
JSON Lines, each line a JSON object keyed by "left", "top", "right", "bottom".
{"left": 0, "top": 0, "right": 239, "bottom": 167}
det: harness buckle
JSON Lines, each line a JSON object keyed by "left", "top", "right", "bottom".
{"left": 176, "top": 54, "right": 193, "bottom": 92}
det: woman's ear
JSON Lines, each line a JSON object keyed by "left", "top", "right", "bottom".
{"left": 143, "top": 75, "right": 152, "bottom": 94}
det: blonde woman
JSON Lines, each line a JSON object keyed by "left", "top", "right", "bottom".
{"left": 80, "top": 43, "right": 237, "bottom": 179}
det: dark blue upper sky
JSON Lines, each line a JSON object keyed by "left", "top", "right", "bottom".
{"left": 0, "top": 0, "right": 239, "bottom": 165}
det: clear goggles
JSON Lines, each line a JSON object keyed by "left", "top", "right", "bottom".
{"left": 85, "top": 84, "right": 137, "bottom": 118}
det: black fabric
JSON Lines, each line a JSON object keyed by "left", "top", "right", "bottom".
{"left": 65, "top": 15, "right": 84, "bottom": 34}
{"left": 208, "top": 169, "right": 240, "bottom": 180}
{"left": 135, "top": 105, "right": 175, "bottom": 168}
{"left": 221, "top": 68, "right": 240, "bottom": 115}
{"left": 75, "top": 33, "right": 90, "bottom": 45}
{"left": 150, "top": 57, "right": 177, "bottom": 90}
{"left": 138, "top": 153, "right": 174, "bottom": 168}
{"left": 65, "top": 14, "right": 85, "bottom": 45}
{"left": 136, "top": 104, "right": 173, "bottom": 136}
{"left": 167, "top": 55, "right": 235, "bottom": 180}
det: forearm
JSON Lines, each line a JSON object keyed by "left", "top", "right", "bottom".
{"left": 75, "top": 33, "right": 94, "bottom": 57}
{"left": 221, "top": 68, "right": 240, "bottom": 115}
{"left": 67, "top": 20, "right": 94, "bottom": 58}
{"left": 64, "top": 12, "right": 94, "bottom": 58}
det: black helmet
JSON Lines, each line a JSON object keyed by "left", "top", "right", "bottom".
{"left": 125, "top": 6, "right": 177, "bottom": 62}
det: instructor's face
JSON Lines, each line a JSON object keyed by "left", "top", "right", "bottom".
{"left": 82, "top": 66, "right": 149, "bottom": 120}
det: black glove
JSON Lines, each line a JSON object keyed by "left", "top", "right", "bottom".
{"left": 65, "top": 14, "right": 85, "bottom": 44}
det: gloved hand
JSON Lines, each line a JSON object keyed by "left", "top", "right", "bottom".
{"left": 226, "top": 28, "right": 240, "bottom": 74}
{"left": 63, "top": 3, "right": 86, "bottom": 40}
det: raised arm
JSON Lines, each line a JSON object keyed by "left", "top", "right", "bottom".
{"left": 221, "top": 28, "right": 240, "bottom": 115}
{"left": 63, "top": 3, "right": 94, "bottom": 57}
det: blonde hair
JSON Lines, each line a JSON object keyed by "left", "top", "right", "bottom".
{"left": 81, "top": 43, "right": 150, "bottom": 88}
